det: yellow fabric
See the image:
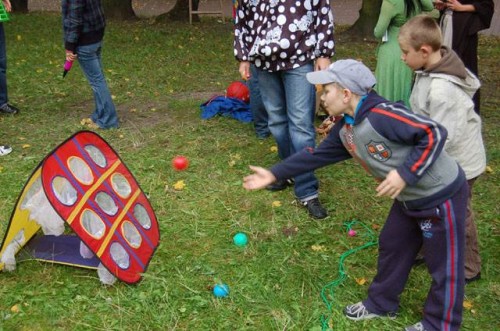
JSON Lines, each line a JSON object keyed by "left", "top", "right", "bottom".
{"left": 0, "top": 168, "right": 42, "bottom": 271}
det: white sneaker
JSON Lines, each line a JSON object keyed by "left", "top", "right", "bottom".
{"left": 404, "top": 322, "right": 427, "bottom": 331}
{"left": 344, "top": 301, "right": 396, "bottom": 321}
{"left": 0, "top": 145, "right": 12, "bottom": 156}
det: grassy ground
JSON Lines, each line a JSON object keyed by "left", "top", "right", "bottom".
{"left": 0, "top": 13, "right": 498, "bottom": 331}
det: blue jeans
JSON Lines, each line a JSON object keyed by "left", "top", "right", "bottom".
{"left": 77, "top": 42, "right": 119, "bottom": 129}
{"left": 249, "top": 64, "right": 269, "bottom": 138}
{"left": 0, "top": 23, "right": 8, "bottom": 106}
{"left": 257, "top": 62, "right": 319, "bottom": 201}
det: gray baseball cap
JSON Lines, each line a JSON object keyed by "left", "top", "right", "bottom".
{"left": 307, "top": 59, "right": 376, "bottom": 95}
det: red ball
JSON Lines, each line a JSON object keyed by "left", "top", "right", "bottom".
{"left": 172, "top": 156, "right": 189, "bottom": 171}
{"left": 226, "top": 81, "right": 250, "bottom": 103}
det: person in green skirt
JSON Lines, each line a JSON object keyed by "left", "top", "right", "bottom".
{"left": 373, "top": 0, "right": 437, "bottom": 107}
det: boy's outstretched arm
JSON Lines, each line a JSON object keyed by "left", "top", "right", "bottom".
{"left": 243, "top": 166, "right": 277, "bottom": 190}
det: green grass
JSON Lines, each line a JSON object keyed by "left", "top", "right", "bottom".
{"left": 0, "top": 13, "right": 499, "bottom": 330}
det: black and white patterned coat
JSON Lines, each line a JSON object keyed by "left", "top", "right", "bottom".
{"left": 234, "top": 0, "right": 335, "bottom": 72}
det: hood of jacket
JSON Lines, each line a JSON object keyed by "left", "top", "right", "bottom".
{"left": 418, "top": 46, "right": 480, "bottom": 98}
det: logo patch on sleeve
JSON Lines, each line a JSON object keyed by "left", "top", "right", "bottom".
{"left": 365, "top": 141, "right": 392, "bottom": 162}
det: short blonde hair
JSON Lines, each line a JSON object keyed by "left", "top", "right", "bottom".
{"left": 399, "top": 15, "right": 442, "bottom": 51}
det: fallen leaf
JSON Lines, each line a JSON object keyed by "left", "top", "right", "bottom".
{"left": 485, "top": 166, "right": 493, "bottom": 174}
{"left": 17, "top": 35, "right": 22, "bottom": 41}
{"left": 173, "top": 180, "right": 186, "bottom": 190}
{"left": 10, "top": 304, "right": 20, "bottom": 313}
{"left": 22, "top": 144, "right": 31, "bottom": 149}
{"left": 272, "top": 200, "right": 282, "bottom": 207}
{"left": 311, "top": 244, "right": 326, "bottom": 252}
{"left": 270, "top": 146, "right": 278, "bottom": 152}
{"left": 355, "top": 277, "right": 367, "bottom": 285}
{"left": 463, "top": 300, "right": 473, "bottom": 309}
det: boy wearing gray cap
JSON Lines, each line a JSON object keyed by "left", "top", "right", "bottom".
{"left": 242, "top": 59, "right": 467, "bottom": 331}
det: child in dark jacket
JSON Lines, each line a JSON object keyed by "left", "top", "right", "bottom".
{"left": 243, "top": 59, "right": 467, "bottom": 331}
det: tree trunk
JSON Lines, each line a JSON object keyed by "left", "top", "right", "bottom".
{"left": 102, "top": 0, "right": 136, "bottom": 20}
{"left": 11, "top": 0, "right": 28, "bottom": 13}
{"left": 159, "top": 0, "right": 199, "bottom": 22}
{"left": 346, "top": 0, "right": 382, "bottom": 39}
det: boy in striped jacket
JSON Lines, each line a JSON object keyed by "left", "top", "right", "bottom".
{"left": 243, "top": 59, "right": 467, "bottom": 331}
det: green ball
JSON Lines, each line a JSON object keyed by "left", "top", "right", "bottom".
{"left": 233, "top": 232, "right": 248, "bottom": 247}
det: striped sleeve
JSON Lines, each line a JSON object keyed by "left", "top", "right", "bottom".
{"left": 370, "top": 104, "right": 448, "bottom": 185}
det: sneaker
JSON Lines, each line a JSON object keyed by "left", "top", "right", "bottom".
{"left": 266, "top": 178, "right": 294, "bottom": 191}
{"left": 404, "top": 322, "right": 427, "bottom": 331}
{"left": 465, "top": 272, "right": 481, "bottom": 284}
{"left": 303, "top": 198, "right": 328, "bottom": 219}
{"left": 344, "top": 301, "right": 396, "bottom": 321}
{"left": 0, "top": 103, "right": 19, "bottom": 114}
{"left": 0, "top": 145, "right": 12, "bottom": 156}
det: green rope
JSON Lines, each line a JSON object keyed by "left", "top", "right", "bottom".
{"left": 320, "top": 219, "right": 378, "bottom": 330}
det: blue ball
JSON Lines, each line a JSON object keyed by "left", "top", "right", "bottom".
{"left": 213, "top": 284, "right": 230, "bottom": 298}
{"left": 233, "top": 232, "right": 248, "bottom": 247}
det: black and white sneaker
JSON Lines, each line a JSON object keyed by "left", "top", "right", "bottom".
{"left": 0, "top": 145, "right": 12, "bottom": 156}
{"left": 404, "top": 322, "right": 427, "bottom": 331}
{"left": 0, "top": 103, "right": 20, "bottom": 115}
{"left": 303, "top": 198, "right": 327, "bottom": 219}
{"left": 266, "top": 178, "right": 294, "bottom": 191}
{"left": 344, "top": 301, "right": 396, "bottom": 321}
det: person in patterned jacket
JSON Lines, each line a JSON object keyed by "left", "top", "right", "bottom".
{"left": 234, "top": 0, "right": 335, "bottom": 219}
{"left": 242, "top": 59, "right": 467, "bottom": 331}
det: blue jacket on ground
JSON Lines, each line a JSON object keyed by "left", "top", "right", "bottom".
{"left": 200, "top": 96, "right": 253, "bottom": 123}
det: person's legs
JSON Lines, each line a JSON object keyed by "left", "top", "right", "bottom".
{"left": 464, "top": 178, "right": 481, "bottom": 281}
{"left": 280, "top": 63, "right": 318, "bottom": 201}
{"left": 258, "top": 64, "right": 324, "bottom": 217}
{"left": 419, "top": 183, "right": 467, "bottom": 331}
{"left": 258, "top": 69, "right": 290, "bottom": 160}
{"left": 77, "top": 42, "right": 119, "bottom": 129}
{"left": 0, "top": 23, "right": 8, "bottom": 106}
{"left": 363, "top": 202, "right": 422, "bottom": 314}
{"left": 249, "top": 64, "right": 270, "bottom": 139}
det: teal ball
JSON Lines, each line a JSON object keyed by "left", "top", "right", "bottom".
{"left": 233, "top": 232, "right": 248, "bottom": 247}
{"left": 213, "top": 284, "right": 230, "bottom": 298}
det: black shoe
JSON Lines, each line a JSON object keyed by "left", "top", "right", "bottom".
{"left": 303, "top": 198, "right": 327, "bottom": 219}
{"left": 0, "top": 103, "right": 20, "bottom": 114}
{"left": 266, "top": 179, "right": 294, "bottom": 191}
{"left": 465, "top": 272, "right": 481, "bottom": 284}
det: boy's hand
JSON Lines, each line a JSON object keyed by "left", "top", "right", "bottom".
{"left": 243, "top": 166, "right": 276, "bottom": 190}
{"left": 239, "top": 61, "right": 251, "bottom": 80}
{"left": 376, "top": 169, "right": 406, "bottom": 199}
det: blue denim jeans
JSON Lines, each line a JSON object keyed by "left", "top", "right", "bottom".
{"left": 249, "top": 64, "right": 270, "bottom": 138}
{"left": 77, "top": 42, "right": 119, "bottom": 129}
{"left": 0, "top": 23, "right": 8, "bottom": 106}
{"left": 257, "top": 62, "right": 319, "bottom": 201}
